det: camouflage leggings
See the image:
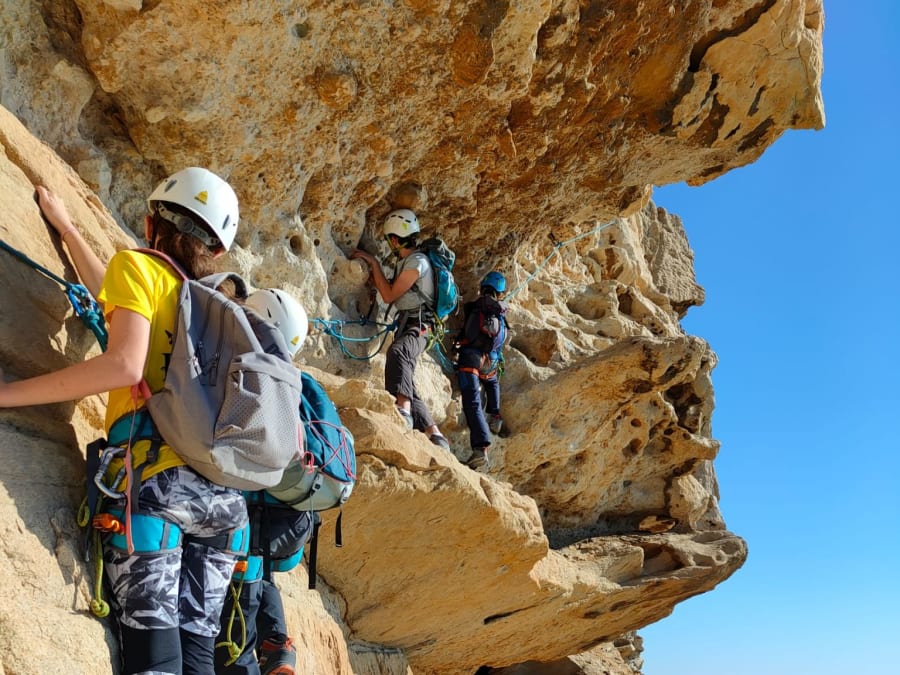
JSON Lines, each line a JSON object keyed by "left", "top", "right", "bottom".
{"left": 103, "top": 466, "right": 248, "bottom": 636}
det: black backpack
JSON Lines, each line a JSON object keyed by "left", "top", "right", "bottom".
{"left": 463, "top": 295, "right": 508, "bottom": 357}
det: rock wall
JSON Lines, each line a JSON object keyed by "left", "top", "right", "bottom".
{"left": 0, "top": 1, "right": 823, "bottom": 673}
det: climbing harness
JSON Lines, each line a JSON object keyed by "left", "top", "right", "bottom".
{"left": 0, "top": 238, "right": 107, "bottom": 350}
{"left": 505, "top": 218, "right": 620, "bottom": 301}
{"left": 79, "top": 392, "right": 168, "bottom": 617}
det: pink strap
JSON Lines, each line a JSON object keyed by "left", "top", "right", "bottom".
{"left": 122, "top": 387, "right": 147, "bottom": 555}
{"left": 131, "top": 380, "right": 153, "bottom": 401}
{"left": 133, "top": 247, "right": 189, "bottom": 280}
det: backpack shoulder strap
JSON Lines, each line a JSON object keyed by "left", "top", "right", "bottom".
{"left": 133, "top": 247, "right": 189, "bottom": 281}
{"left": 408, "top": 251, "right": 434, "bottom": 310}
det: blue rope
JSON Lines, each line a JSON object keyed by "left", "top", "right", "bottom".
{"left": 312, "top": 317, "right": 397, "bottom": 361}
{"left": 431, "top": 343, "right": 457, "bottom": 375}
{"left": 0, "top": 238, "right": 108, "bottom": 351}
{"left": 505, "top": 218, "right": 619, "bottom": 300}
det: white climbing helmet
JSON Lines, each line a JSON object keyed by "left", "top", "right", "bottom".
{"left": 147, "top": 167, "right": 240, "bottom": 251}
{"left": 382, "top": 208, "right": 420, "bottom": 239}
{"left": 246, "top": 288, "right": 308, "bottom": 357}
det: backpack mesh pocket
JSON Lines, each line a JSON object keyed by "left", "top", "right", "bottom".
{"left": 213, "top": 353, "right": 302, "bottom": 483}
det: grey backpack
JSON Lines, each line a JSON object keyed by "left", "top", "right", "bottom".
{"left": 140, "top": 250, "right": 302, "bottom": 491}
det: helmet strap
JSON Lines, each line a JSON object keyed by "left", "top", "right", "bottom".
{"left": 154, "top": 203, "right": 221, "bottom": 250}
{"left": 385, "top": 234, "right": 405, "bottom": 253}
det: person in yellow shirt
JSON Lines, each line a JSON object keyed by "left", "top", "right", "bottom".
{"left": 0, "top": 168, "right": 248, "bottom": 675}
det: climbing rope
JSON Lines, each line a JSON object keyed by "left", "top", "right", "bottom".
{"left": 431, "top": 343, "right": 457, "bottom": 376}
{"left": 505, "top": 218, "right": 620, "bottom": 301}
{"left": 0, "top": 238, "right": 108, "bottom": 350}
{"left": 427, "top": 321, "right": 459, "bottom": 376}
{"left": 215, "top": 577, "right": 247, "bottom": 666}
{"left": 312, "top": 316, "right": 397, "bottom": 361}
{"left": 76, "top": 497, "right": 111, "bottom": 617}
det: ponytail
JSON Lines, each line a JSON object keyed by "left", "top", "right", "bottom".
{"left": 150, "top": 207, "right": 219, "bottom": 279}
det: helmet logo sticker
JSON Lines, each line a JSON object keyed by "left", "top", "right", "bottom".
{"left": 194, "top": 190, "right": 209, "bottom": 205}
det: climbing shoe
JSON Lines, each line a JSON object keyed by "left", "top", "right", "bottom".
{"left": 488, "top": 414, "right": 503, "bottom": 435}
{"left": 396, "top": 406, "right": 414, "bottom": 430}
{"left": 429, "top": 434, "right": 450, "bottom": 450}
{"left": 467, "top": 448, "right": 487, "bottom": 469}
{"left": 258, "top": 637, "right": 297, "bottom": 675}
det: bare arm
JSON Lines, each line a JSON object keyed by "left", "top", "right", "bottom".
{"left": 36, "top": 186, "right": 107, "bottom": 297}
{"left": 350, "top": 250, "right": 420, "bottom": 304}
{"left": 377, "top": 268, "right": 420, "bottom": 304}
{"left": 0, "top": 308, "right": 149, "bottom": 407}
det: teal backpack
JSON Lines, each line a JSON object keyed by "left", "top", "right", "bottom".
{"left": 266, "top": 372, "right": 356, "bottom": 589}
{"left": 414, "top": 237, "right": 459, "bottom": 320}
{"left": 266, "top": 372, "right": 356, "bottom": 511}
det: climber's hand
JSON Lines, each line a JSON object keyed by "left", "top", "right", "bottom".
{"left": 350, "top": 249, "right": 374, "bottom": 267}
{"left": 35, "top": 186, "right": 76, "bottom": 237}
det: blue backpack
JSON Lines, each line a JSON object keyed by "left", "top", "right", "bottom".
{"left": 267, "top": 372, "right": 356, "bottom": 512}
{"left": 415, "top": 237, "right": 459, "bottom": 320}
{"left": 266, "top": 372, "right": 355, "bottom": 589}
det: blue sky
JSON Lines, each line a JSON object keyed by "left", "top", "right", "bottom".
{"left": 640, "top": 2, "right": 900, "bottom": 674}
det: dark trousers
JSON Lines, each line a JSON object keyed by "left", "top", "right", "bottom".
{"left": 457, "top": 349, "right": 500, "bottom": 449}
{"left": 118, "top": 626, "right": 216, "bottom": 675}
{"left": 214, "top": 579, "right": 288, "bottom": 674}
{"left": 384, "top": 324, "right": 435, "bottom": 430}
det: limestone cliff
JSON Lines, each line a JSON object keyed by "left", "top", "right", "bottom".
{"left": 0, "top": 1, "right": 823, "bottom": 673}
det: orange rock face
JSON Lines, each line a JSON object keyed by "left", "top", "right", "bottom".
{"left": 0, "top": 1, "right": 821, "bottom": 673}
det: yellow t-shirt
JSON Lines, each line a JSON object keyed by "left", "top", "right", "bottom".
{"left": 97, "top": 249, "right": 186, "bottom": 479}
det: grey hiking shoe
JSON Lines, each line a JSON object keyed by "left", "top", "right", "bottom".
{"left": 488, "top": 414, "right": 503, "bottom": 435}
{"left": 258, "top": 637, "right": 296, "bottom": 675}
{"left": 429, "top": 434, "right": 450, "bottom": 450}
{"left": 467, "top": 448, "right": 487, "bottom": 469}
{"left": 396, "top": 406, "right": 414, "bottom": 430}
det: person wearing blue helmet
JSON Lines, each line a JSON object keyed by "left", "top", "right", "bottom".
{"left": 455, "top": 271, "right": 509, "bottom": 469}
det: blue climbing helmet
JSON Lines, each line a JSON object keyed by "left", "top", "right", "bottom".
{"left": 481, "top": 271, "right": 506, "bottom": 295}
